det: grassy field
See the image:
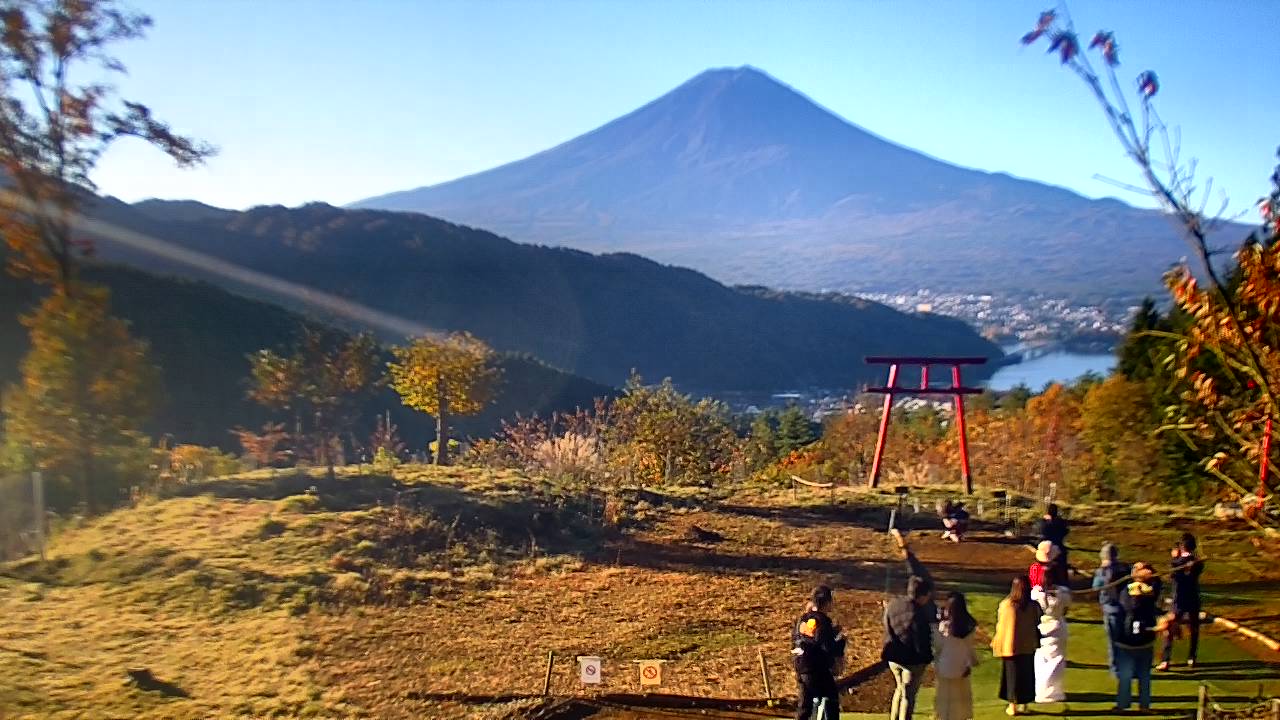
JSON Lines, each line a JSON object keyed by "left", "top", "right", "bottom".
{"left": 0, "top": 466, "right": 909, "bottom": 718}
{"left": 2, "top": 467, "right": 1278, "bottom": 719}
{"left": 863, "top": 504, "right": 1280, "bottom": 720}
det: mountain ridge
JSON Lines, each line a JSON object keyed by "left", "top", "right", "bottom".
{"left": 354, "top": 65, "right": 1236, "bottom": 300}
{"left": 76, "top": 195, "right": 1003, "bottom": 393}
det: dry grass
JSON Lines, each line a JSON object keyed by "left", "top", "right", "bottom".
{"left": 0, "top": 466, "right": 911, "bottom": 718}
{"left": 5, "top": 467, "right": 1276, "bottom": 720}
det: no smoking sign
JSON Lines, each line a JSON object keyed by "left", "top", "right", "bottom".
{"left": 638, "top": 660, "right": 664, "bottom": 687}
{"left": 577, "top": 656, "right": 602, "bottom": 685}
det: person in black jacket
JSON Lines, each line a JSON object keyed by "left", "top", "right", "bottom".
{"left": 792, "top": 585, "right": 846, "bottom": 720}
{"left": 882, "top": 576, "right": 935, "bottom": 720}
{"left": 1038, "top": 503, "right": 1070, "bottom": 570}
{"left": 1113, "top": 562, "right": 1164, "bottom": 712}
{"left": 1158, "top": 532, "right": 1204, "bottom": 669}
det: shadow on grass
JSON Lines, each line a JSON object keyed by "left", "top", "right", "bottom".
{"left": 1066, "top": 690, "right": 1257, "bottom": 703}
{"left": 1066, "top": 660, "right": 1108, "bottom": 670}
{"left": 129, "top": 670, "right": 190, "bottom": 698}
{"left": 611, "top": 537, "right": 902, "bottom": 593}
{"left": 1168, "top": 666, "right": 1280, "bottom": 682}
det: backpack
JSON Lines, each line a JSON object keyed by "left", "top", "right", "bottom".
{"left": 1115, "top": 587, "right": 1157, "bottom": 647}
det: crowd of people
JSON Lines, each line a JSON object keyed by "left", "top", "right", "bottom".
{"left": 789, "top": 504, "right": 1206, "bottom": 720}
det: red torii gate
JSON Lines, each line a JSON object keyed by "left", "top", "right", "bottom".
{"left": 864, "top": 356, "right": 988, "bottom": 495}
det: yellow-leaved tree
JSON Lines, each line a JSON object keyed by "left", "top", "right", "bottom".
{"left": 1, "top": 287, "right": 159, "bottom": 511}
{"left": 388, "top": 332, "right": 501, "bottom": 465}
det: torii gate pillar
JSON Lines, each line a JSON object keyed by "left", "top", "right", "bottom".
{"left": 864, "top": 356, "right": 988, "bottom": 495}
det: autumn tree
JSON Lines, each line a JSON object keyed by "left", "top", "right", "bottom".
{"left": 1, "top": 287, "right": 158, "bottom": 510}
{"left": 248, "top": 327, "right": 382, "bottom": 477}
{"left": 0, "top": 0, "right": 212, "bottom": 293}
{"left": 232, "top": 422, "right": 290, "bottom": 469}
{"left": 0, "top": 1, "right": 209, "bottom": 512}
{"left": 1163, "top": 161, "right": 1280, "bottom": 497}
{"left": 1079, "top": 375, "right": 1160, "bottom": 499}
{"left": 1023, "top": 10, "right": 1278, "bottom": 500}
{"left": 388, "top": 332, "right": 501, "bottom": 466}
{"left": 604, "top": 372, "right": 738, "bottom": 485}
{"left": 368, "top": 411, "right": 405, "bottom": 456}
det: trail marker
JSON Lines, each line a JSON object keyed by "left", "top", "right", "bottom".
{"left": 638, "top": 659, "right": 663, "bottom": 687}
{"left": 577, "top": 656, "right": 602, "bottom": 685}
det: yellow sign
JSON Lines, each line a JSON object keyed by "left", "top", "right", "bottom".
{"left": 638, "top": 659, "right": 663, "bottom": 687}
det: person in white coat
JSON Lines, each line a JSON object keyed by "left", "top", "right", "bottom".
{"left": 1033, "top": 585, "right": 1071, "bottom": 704}
{"left": 933, "top": 591, "right": 979, "bottom": 720}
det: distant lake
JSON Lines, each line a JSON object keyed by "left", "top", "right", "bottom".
{"left": 986, "top": 352, "right": 1116, "bottom": 391}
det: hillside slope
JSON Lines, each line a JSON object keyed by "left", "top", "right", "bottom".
{"left": 85, "top": 198, "right": 1001, "bottom": 392}
{"left": 355, "top": 66, "right": 1241, "bottom": 301}
{"left": 0, "top": 264, "right": 613, "bottom": 449}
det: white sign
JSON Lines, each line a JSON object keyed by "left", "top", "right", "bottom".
{"left": 578, "top": 656, "right": 602, "bottom": 685}
{"left": 638, "top": 660, "right": 663, "bottom": 687}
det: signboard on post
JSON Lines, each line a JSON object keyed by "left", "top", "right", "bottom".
{"left": 577, "top": 656, "right": 602, "bottom": 685}
{"left": 638, "top": 659, "right": 663, "bottom": 687}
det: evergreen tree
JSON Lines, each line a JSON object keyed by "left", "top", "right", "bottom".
{"left": 999, "top": 384, "right": 1032, "bottom": 412}
{"left": 776, "top": 404, "right": 817, "bottom": 455}
{"left": 746, "top": 412, "right": 779, "bottom": 470}
{"left": 1116, "top": 298, "right": 1166, "bottom": 381}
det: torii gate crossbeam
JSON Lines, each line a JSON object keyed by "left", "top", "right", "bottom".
{"left": 864, "top": 356, "right": 988, "bottom": 495}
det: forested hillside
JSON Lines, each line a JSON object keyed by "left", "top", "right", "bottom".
{"left": 0, "top": 263, "right": 613, "bottom": 450}
{"left": 86, "top": 197, "right": 1003, "bottom": 391}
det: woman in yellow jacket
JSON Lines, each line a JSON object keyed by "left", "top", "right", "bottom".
{"left": 991, "top": 575, "right": 1041, "bottom": 716}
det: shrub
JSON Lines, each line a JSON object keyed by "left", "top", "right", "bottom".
{"left": 168, "top": 444, "right": 242, "bottom": 482}
{"left": 257, "top": 517, "right": 287, "bottom": 538}
{"left": 532, "top": 432, "right": 600, "bottom": 482}
{"left": 371, "top": 446, "right": 400, "bottom": 473}
{"left": 279, "top": 494, "right": 321, "bottom": 513}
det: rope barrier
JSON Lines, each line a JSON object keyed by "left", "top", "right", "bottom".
{"left": 789, "top": 474, "right": 835, "bottom": 489}
{"left": 1017, "top": 541, "right": 1205, "bottom": 597}
{"left": 1199, "top": 685, "right": 1280, "bottom": 720}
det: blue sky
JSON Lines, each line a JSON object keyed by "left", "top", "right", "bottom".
{"left": 92, "top": 0, "right": 1277, "bottom": 216}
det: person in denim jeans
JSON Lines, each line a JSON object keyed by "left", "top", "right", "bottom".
{"left": 1158, "top": 533, "right": 1203, "bottom": 670}
{"left": 881, "top": 576, "right": 935, "bottom": 720}
{"left": 1092, "top": 543, "right": 1130, "bottom": 677}
{"left": 1113, "top": 562, "right": 1164, "bottom": 713}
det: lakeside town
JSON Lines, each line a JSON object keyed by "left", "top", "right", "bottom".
{"left": 857, "top": 289, "right": 1134, "bottom": 350}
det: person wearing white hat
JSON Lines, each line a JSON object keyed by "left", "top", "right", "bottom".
{"left": 1028, "top": 541, "right": 1066, "bottom": 598}
{"left": 1026, "top": 541, "right": 1071, "bottom": 704}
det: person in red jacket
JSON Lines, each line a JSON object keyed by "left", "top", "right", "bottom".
{"left": 1029, "top": 541, "right": 1066, "bottom": 596}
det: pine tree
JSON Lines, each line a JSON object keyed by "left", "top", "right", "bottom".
{"left": 746, "top": 412, "right": 779, "bottom": 469}
{"left": 776, "top": 404, "right": 816, "bottom": 455}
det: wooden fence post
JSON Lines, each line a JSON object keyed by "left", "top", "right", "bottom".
{"left": 1196, "top": 684, "right": 1207, "bottom": 720}
{"left": 542, "top": 651, "right": 554, "bottom": 696}
{"left": 758, "top": 648, "right": 773, "bottom": 703}
{"left": 32, "top": 471, "right": 45, "bottom": 562}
